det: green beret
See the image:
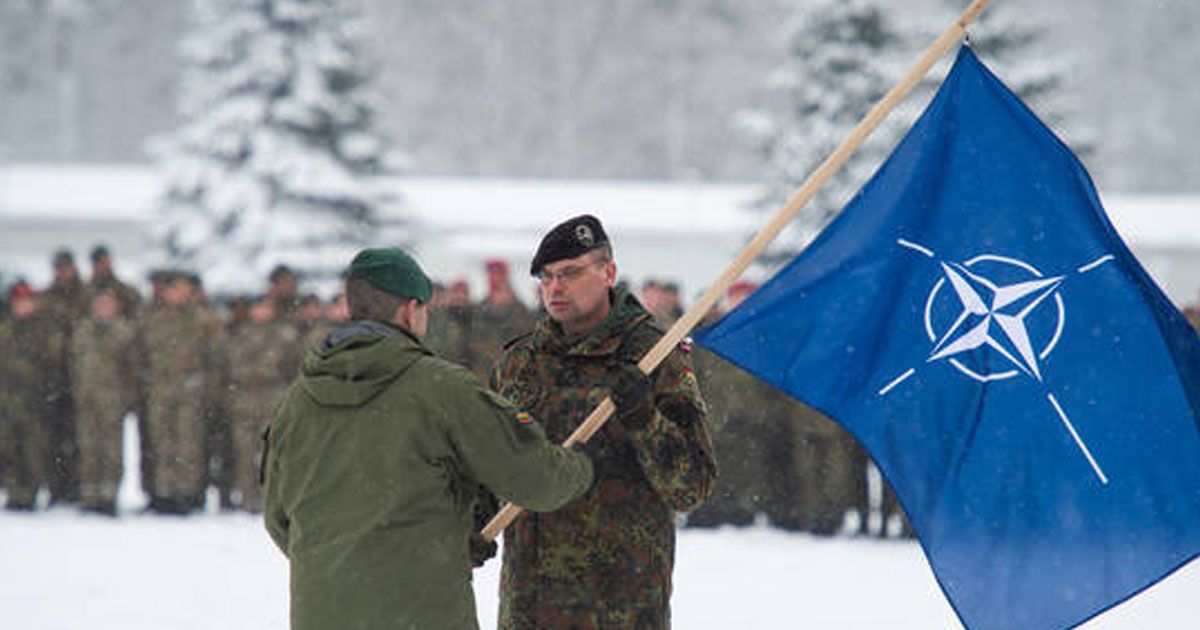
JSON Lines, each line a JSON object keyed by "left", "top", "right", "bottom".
{"left": 347, "top": 247, "right": 432, "bottom": 303}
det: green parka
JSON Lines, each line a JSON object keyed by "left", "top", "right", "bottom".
{"left": 263, "top": 320, "right": 592, "bottom": 630}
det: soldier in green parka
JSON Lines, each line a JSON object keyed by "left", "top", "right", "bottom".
{"left": 262, "top": 247, "right": 593, "bottom": 630}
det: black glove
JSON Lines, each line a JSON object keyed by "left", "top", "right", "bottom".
{"left": 571, "top": 440, "right": 607, "bottom": 494}
{"left": 469, "top": 532, "right": 498, "bottom": 568}
{"left": 607, "top": 363, "right": 655, "bottom": 429}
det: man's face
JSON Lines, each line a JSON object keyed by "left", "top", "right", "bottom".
{"left": 537, "top": 250, "right": 615, "bottom": 333}
{"left": 91, "top": 292, "right": 119, "bottom": 320}
{"left": 487, "top": 266, "right": 508, "bottom": 293}
{"left": 271, "top": 274, "right": 297, "bottom": 297}
{"left": 162, "top": 280, "right": 190, "bottom": 307}
{"left": 54, "top": 262, "right": 78, "bottom": 285}
{"left": 11, "top": 296, "right": 36, "bottom": 319}
{"left": 92, "top": 255, "right": 113, "bottom": 277}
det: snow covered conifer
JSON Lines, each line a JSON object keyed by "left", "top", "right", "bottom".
{"left": 742, "top": 0, "right": 915, "bottom": 264}
{"left": 152, "top": 0, "right": 400, "bottom": 295}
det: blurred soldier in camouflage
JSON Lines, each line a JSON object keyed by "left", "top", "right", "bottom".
{"left": 492, "top": 215, "right": 716, "bottom": 628}
{"left": 688, "top": 281, "right": 793, "bottom": 528}
{"left": 0, "top": 283, "right": 62, "bottom": 510}
{"left": 70, "top": 288, "right": 138, "bottom": 515}
{"left": 41, "top": 249, "right": 89, "bottom": 504}
{"left": 87, "top": 244, "right": 142, "bottom": 320}
{"left": 137, "top": 271, "right": 223, "bottom": 514}
{"left": 267, "top": 264, "right": 301, "bottom": 322}
{"left": 467, "top": 259, "right": 534, "bottom": 379}
{"left": 301, "top": 293, "right": 349, "bottom": 352}
{"left": 225, "top": 296, "right": 301, "bottom": 512}
{"left": 425, "top": 279, "right": 474, "bottom": 366}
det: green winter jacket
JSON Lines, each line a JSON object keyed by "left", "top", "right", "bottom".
{"left": 263, "top": 320, "right": 592, "bottom": 630}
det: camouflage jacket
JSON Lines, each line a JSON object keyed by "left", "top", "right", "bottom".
{"left": 70, "top": 317, "right": 138, "bottom": 408}
{"left": 137, "top": 304, "right": 223, "bottom": 402}
{"left": 491, "top": 289, "right": 716, "bottom": 629}
{"left": 0, "top": 314, "right": 63, "bottom": 412}
{"left": 226, "top": 319, "right": 301, "bottom": 389}
{"left": 88, "top": 275, "right": 143, "bottom": 320}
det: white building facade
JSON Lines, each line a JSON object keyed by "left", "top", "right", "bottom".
{"left": 2, "top": 164, "right": 1198, "bottom": 310}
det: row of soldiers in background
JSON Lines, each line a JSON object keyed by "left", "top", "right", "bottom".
{"left": 0, "top": 248, "right": 350, "bottom": 516}
{"left": 661, "top": 280, "right": 915, "bottom": 539}
{"left": 1, "top": 245, "right": 911, "bottom": 536}
{"left": 0, "top": 249, "right": 541, "bottom": 518}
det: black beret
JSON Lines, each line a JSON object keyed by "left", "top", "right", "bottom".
{"left": 530, "top": 214, "right": 609, "bottom": 275}
{"left": 90, "top": 244, "right": 110, "bottom": 262}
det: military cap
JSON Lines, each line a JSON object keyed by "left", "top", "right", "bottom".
{"left": 52, "top": 248, "right": 75, "bottom": 267}
{"left": 90, "top": 244, "right": 111, "bottom": 262}
{"left": 269, "top": 264, "right": 296, "bottom": 282}
{"left": 346, "top": 247, "right": 432, "bottom": 303}
{"left": 529, "top": 214, "right": 609, "bottom": 275}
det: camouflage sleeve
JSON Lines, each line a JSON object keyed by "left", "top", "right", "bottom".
{"left": 623, "top": 344, "right": 718, "bottom": 512}
{"left": 441, "top": 364, "right": 593, "bottom": 513}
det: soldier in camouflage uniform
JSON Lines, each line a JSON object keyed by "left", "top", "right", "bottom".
{"left": 87, "top": 244, "right": 142, "bottom": 320}
{"left": 41, "top": 249, "right": 90, "bottom": 504}
{"left": 467, "top": 259, "right": 535, "bottom": 379}
{"left": 425, "top": 279, "right": 475, "bottom": 366}
{"left": 137, "top": 272, "right": 223, "bottom": 514}
{"left": 70, "top": 289, "right": 138, "bottom": 515}
{"left": 225, "top": 296, "right": 301, "bottom": 512}
{"left": 688, "top": 282, "right": 795, "bottom": 529}
{"left": 775, "top": 405, "right": 859, "bottom": 535}
{"left": 301, "top": 293, "right": 349, "bottom": 352}
{"left": 267, "top": 264, "right": 302, "bottom": 322}
{"left": 492, "top": 215, "right": 716, "bottom": 628}
{"left": 0, "top": 284, "right": 63, "bottom": 510}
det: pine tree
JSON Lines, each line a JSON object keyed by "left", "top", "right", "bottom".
{"left": 153, "top": 0, "right": 399, "bottom": 295}
{"left": 742, "top": 0, "right": 917, "bottom": 264}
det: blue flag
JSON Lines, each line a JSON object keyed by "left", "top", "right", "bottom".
{"left": 695, "top": 47, "right": 1200, "bottom": 630}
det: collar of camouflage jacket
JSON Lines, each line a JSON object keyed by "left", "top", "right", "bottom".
{"left": 534, "top": 288, "right": 653, "bottom": 358}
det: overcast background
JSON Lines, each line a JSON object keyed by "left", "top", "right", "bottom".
{"left": 1, "top": 0, "right": 1197, "bottom": 192}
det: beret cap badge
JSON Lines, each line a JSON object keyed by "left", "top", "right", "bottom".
{"left": 574, "top": 224, "right": 595, "bottom": 247}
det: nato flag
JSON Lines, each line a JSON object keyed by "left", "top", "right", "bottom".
{"left": 695, "top": 47, "right": 1200, "bottom": 630}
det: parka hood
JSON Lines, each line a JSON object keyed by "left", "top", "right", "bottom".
{"left": 298, "top": 320, "right": 431, "bottom": 407}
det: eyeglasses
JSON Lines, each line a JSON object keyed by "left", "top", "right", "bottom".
{"left": 537, "top": 258, "right": 608, "bottom": 285}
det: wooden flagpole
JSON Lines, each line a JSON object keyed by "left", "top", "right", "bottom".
{"left": 481, "top": 0, "right": 994, "bottom": 542}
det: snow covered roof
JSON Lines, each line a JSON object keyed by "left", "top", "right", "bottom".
{"left": 2, "top": 164, "right": 1197, "bottom": 244}
{"left": 389, "top": 176, "right": 757, "bottom": 235}
{"left": 1099, "top": 193, "right": 1200, "bottom": 250}
{"left": 0, "top": 164, "right": 159, "bottom": 219}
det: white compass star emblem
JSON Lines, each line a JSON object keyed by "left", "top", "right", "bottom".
{"left": 929, "top": 261, "right": 1064, "bottom": 381}
{"left": 879, "top": 238, "right": 1118, "bottom": 485}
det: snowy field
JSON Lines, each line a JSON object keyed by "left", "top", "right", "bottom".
{"left": 2, "top": 510, "right": 1198, "bottom": 630}
{"left": 2, "top": 421, "right": 1196, "bottom": 629}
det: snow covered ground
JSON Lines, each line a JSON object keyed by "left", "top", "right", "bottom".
{"left": 2, "top": 509, "right": 1197, "bottom": 630}
{"left": 1, "top": 419, "right": 1196, "bottom": 629}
